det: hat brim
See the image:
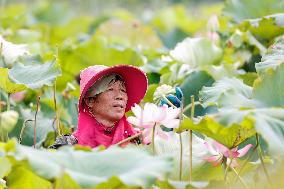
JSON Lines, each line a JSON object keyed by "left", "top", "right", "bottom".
{"left": 79, "top": 65, "right": 148, "bottom": 112}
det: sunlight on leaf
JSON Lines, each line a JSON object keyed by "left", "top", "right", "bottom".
{"left": 0, "top": 68, "right": 27, "bottom": 94}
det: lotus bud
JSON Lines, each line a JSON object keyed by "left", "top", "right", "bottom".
{"left": 153, "top": 84, "right": 175, "bottom": 101}
{"left": 0, "top": 110, "right": 19, "bottom": 133}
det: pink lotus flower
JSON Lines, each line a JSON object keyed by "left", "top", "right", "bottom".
{"left": 10, "top": 91, "right": 26, "bottom": 103}
{"left": 207, "top": 31, "right": 220, "bottom": 43}
{"left": 127, "top": 103, "right": 181, "bottom": 144}
{"left": 207, "top": 14, "right": 219, "bottom": 32}
{"left": 203, "top": 140, "right": 253, "bottom": 168}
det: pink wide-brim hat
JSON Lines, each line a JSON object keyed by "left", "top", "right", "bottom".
{"left": 79, "top": 65, "right": 148, "bottom": 112}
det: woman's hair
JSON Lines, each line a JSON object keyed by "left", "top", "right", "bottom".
{"left": 108, "top": 74, "right": 125, "bottom": 86}
{"left": 83, "top": 73, "right": 125, "bottom": 106}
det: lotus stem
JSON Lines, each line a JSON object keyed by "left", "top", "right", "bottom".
{"left": 4, "top": 93, "right": 11, "bottom": 143}
{"left": 19, "top": 119, "right": 34, "bottom": 144}
{"left": 256, "top": 133, "right": 272, "bottom": 187}
{"left": 224, "top": 156, "right": 235, "bottom": 186}
{"left": 0, "top": 89, "right": 2, "bottom": 113}
{"left": 183, "top": 101, "right": 200, "bottom": 113}
{"left": 115, "top": 133, "right": 142, "bottom": 146}
{"left": 0, "top": 42, "right": 2, "bottom": 54}
{"left": 53, "top": 80, "right": 61, "bottom": 136}
{"left": 152, "top": 124, "right": 156, "bottom": 155}
{"left": 3, "top": 92, "right": 10, "bottom": 145}
{"left": 0, "top": 42, "right": 7, "bottom": 67}
{"left": 162, "top": 95, "right": 189, "bottom": 118}
{"left": 51, "top": 117, "right": 58, "bottom": 138}
{"left": 234, "top": 135, "right": 258, "bottom": 183}
{"left": 221, "top": 159, "right": 230, "bottom": 189}
{"left": 0, "top": 133, "right": 3, "bottom": 142}
{"left": 162, "top": 94, "right": 175, "bottom": 107}
{"left": 33, "top": 96, "right": 40, "bottom": 148}
{"left": 179, "top": 133, "right": 183, "bottom": 180}
{"left": 0, "top": 132, "right": 5, "bottom": 142}
{"left": 189, "top": 95, "right": 194, "bottom": 182}
{"left": 178, "top": 95, "right": 184, "bottom": 181}
{"left": 231, "top": 167, "right": 250, "bottom": 189}
{"left": 53, "top": 45, "right": 61, "bottom": 136}
{"left": 7, "top": 93, "right": 10, "bottom": 111}
{"left": 0, "top": 91, "right": 2, "bottom": 141}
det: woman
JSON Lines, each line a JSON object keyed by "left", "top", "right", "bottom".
{"left": 50, "top": 65, "right": 148, "bottom": 149}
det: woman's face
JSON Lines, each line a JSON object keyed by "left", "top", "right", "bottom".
{"left": 86, "top": 80, "right": 128, "bottom": 123}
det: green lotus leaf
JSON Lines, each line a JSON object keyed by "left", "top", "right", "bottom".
{"left": 14, "top": 29, "right": 42, "bottom": 43}
{"left": 40, "top": 97, "right": 74, "bottom": 127}
{"left": 0, "top": 68, "right": 27, "bottom": 94}
{"left": 199, "top": 62, "right": 284, "bottom": 153}
{"left": 154, "top": 180, "right": 177, "bottom": 189}
{"left": 191, "top": 162, "right": 224, "bottom": 182}
{"left": 160, "top": 63, "right": 191, "bottom": 85}
{"left": 33, "top": 2, "right": 71, "bottom": 25}
{"left": 242, "top": 14, "right": 284, "bottom": 40}
{"left": 238, "top": 72, "right": 258, "bottom": 86}
{"left": 142, "top": 55, "right": 168, "bottom": 74}
{"left": 178, "top": 116, "right": 256, "bottom": 148}
{"left": 180, "top": 71, "right": 215, "bottom": 117}
{"left": 159, "top": 28, "right": 189, "bottom": 49}
{"left": 92, "top": 176, "right": 138, "bottom": 189}
{"left": 169, "top": 37, "right": 223, "bottom": 69}
{"left": 150, "top": 4, "right": 221, "bottom": 35}
{"left": 0, "top": 4, "right": 28, "bottom": 29}
{"left": 253, "top": 63, "right": 284, "bottom": 107}
{"left": 223, "top": 0, "right": 284, "bottom": 23}
{"left": 201, "top": 39, "right": 284, "bottom": 108}
{"left": 199, "top": 77, "right": 255, "bottom": 109}
{"left": 8, "top": 61, "right": 61, "bottom": 89}
{"left": 191, "top": 159, "right": 258, "bottom": 187}
{"left": 49, "top": 16, "right": 93, "bottom": 45}
{"left": 150, "top": 5, "right": 194, "bottom": 34}
{"left": 6, "top": 166, "right": 52, "bottom": 189}
{"left": 255, "top": 37, "right": 284, "bottom": 75}
{"left": 95, "top": 19, "right": 162, "bottom": 49}
{"left": 143, "top": 84, "right": 159, "bottom": 103}
{"left": 0, "top": 139, "right": 17, "bottom": 153}
{"left": 244, "top": 31, "right": 267, "bottom": 54}
{"left": 15, "top": 145, "right": 173, "bottom": 189}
